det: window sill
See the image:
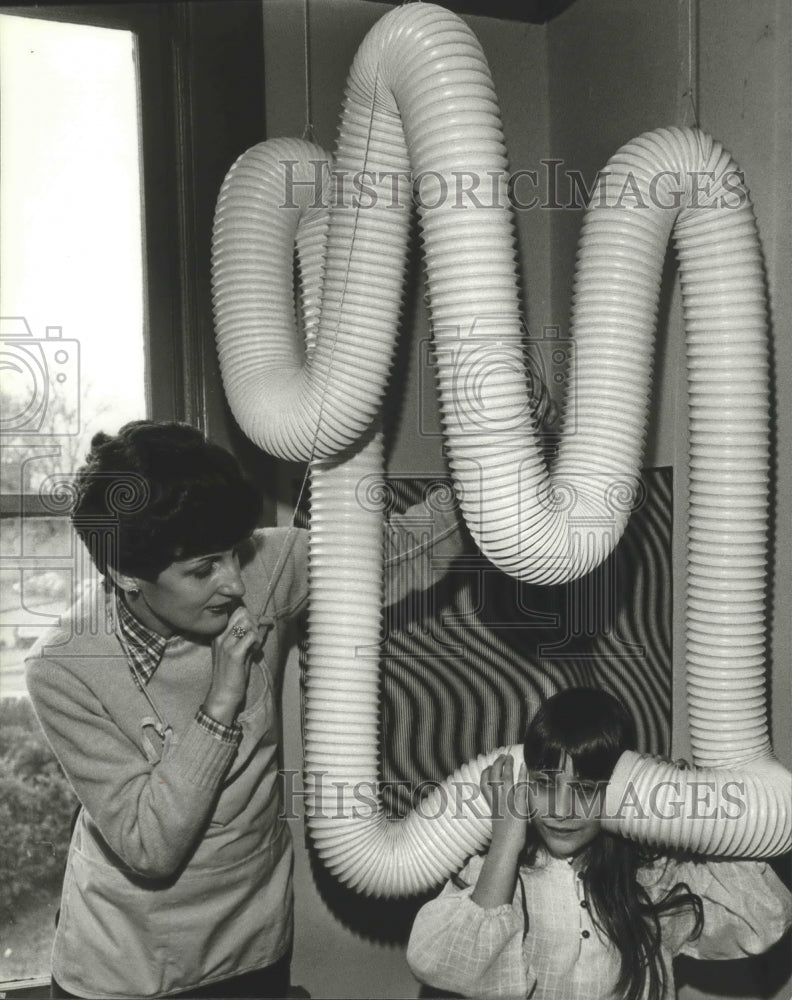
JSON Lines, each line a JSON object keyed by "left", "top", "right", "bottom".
{"left": 0, "top": 977, "right": 50, "bottom": 999}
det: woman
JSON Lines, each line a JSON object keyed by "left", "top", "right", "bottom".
{"left": 26, "top": 421, "right": 308, "bottom": 998}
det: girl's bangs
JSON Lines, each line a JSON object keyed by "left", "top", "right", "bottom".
{"left": 524, "top": 724, "right": 624, "bottom": 781}
{"left": 523, "top": 688, "right": 637, "bottom": 781}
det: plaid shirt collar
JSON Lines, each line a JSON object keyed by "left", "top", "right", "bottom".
{"left": 115, "top": 591, "right": 168, "bottom": 689}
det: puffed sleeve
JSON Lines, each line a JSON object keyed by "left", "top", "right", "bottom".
{"left": 386, "top": 498, "right": 468, "bottom": 606}
{"left": 407, "top": 856, "right": 535, "bottom": 999}
{"left": 639, "top": 856, "right": 792, "bottom": 959}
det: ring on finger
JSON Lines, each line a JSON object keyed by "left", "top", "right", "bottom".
{"left": 231, "top": 623, "right": 248, "bottom": 639}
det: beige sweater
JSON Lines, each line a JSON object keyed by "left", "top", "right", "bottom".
{"left": 26, "top": 527, "right": 308, "bottom": 996}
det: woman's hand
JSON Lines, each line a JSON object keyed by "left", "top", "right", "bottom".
{"left": 203, "top": 607, "right": 259, "bottom": 726}
{"left": 480, "top": 753, "right": 530, "bottom": 858}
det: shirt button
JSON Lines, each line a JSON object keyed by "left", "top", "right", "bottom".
{"left": 580, "top": 899, "right": 588, "bottom": 909}
{"left": 581, "top": 930, "right": 590, "bottom": 939}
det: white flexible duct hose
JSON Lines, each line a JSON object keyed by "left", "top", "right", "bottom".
{"left": 212, "top": 4, "right": 791, "bottom": 894}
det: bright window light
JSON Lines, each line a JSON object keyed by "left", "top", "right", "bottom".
{"left": 0, "top": 15, "right": 147, "bottom": 983}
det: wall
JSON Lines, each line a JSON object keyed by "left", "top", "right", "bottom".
{"left": 545, "top": 6, "right": 792, "bottom": 998}
{"left": 261, "top": 0, "right": 551, "bottom": 477}
{"left": 682, "top": 2, "right": 792, "bottom": 994}
{"left": 255, "top": 1, "right": 791, "bottom": 997}
{"left": 546, "top": 0, "right": 686, "bottom": 471}
{"left": 545, "top": 0, "right": 792, "bottom": 767}
{"left": 262, "top": 2, "right": 551, "bottom": 995}
{"left": 694, "top": 0, "right": 792, "bottom": 776}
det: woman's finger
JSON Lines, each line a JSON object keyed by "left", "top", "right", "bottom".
{"left": 213, "top": 610, "right": 259, "bottom": 676}
{"left": 220, "top": 609, "right": 257, "bottom": 650}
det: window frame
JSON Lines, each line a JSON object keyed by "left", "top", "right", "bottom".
{"left": 0, "top": 0, "right": 266, "bottom": 435}
{"left": 0, "top": 3, "right": 264, "bottom": 993}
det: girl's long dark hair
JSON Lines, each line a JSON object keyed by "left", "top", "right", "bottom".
{"left": 522, "top": 688, "right": 704, "bottom": 1000}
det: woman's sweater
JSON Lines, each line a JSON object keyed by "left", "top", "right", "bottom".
{"left": 25, "top": 526, "right": 308, "bottom": 997}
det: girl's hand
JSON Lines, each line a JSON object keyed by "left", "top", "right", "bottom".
{"left": 471, "top": 753, "right": 529, "bottom": 909}
{"left": 654, "top": 754, "right": 691, "bottom": 770}
{"left": 480, "top": 753, "right": 530, "bottom": 858}
{"left": 203, "top": 606, "right": 259, "bottom": 726}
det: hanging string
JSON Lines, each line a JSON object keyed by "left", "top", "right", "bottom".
{"left": 298, "top": 7, "right": 387, "bottom": 484}
{"left": 286, "top": 13, "right": 453, "bottom": 567}
{"left": 302, "top": 0, "right": 315, "bottom": 142}
{"left": 289, "top": 57, "right": 386, "bottom": 528}
{"left": 253, "top": 0, "right": 320, "bottom": 610}
{"left": 290, "top": 57, "right": 454, "bottom": 569}
{"left": 684, "top": 0, "right": 700, "bottom": 128}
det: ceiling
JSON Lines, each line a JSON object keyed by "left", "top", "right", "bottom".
{"left": 363, "top": 0, "right": 578, "bottom": 24}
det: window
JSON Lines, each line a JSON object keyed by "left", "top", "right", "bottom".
{"left": 0, "top": 10, "right": 147, "bottom": 677}
{"left": 0, "top": 14, "right": 146, "bottom": 984}
{"left": 0, "top": 4, "right": 264, "bottom": 991}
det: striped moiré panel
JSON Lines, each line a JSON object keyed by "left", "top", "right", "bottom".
{"left": 373, "top": 468, "right": 673, "bottom": 817}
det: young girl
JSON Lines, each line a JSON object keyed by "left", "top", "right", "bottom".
{"left": 407, "top": 688, "right": 792, "bottom": 1000}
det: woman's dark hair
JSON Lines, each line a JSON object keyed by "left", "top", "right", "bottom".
{"left": 523, "top": 688, "right": 703, "bottom": 1000}
{"left": 71, "top": 421, "right": 263, "bottom": 580}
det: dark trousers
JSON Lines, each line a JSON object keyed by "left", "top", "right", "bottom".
{"left": 51, "top": 951, "right": 292, "bottom": 999}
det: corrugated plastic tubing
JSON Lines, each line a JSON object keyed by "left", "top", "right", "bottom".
{"left": 211, "top": 3, "right": 791, "bottom": 896}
